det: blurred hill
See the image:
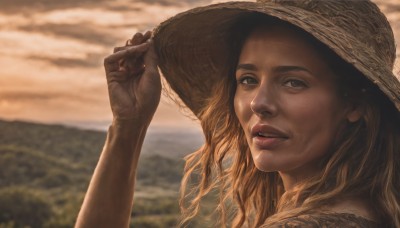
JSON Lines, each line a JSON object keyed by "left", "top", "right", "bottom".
{"left": 0, "top": 119, "right": 203, "bottom": 227}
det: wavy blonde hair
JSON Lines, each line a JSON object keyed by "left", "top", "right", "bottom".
{"left": 177, "top": 14, "right": 400, "bottom": 228}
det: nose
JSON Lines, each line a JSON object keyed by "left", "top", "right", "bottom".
{"left": 250, "top": 85, "right": 277, "bottom": 117}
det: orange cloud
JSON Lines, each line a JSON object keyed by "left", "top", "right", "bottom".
{"left": 0, "top": 0, "right": 398, "bottom": 131}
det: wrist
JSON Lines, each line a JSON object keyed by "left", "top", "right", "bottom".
{"left": 105, "top": 118, "right": 149, "bottom": 164}
{"left": 111, "top": 117, "right": 149, "bottom": 134}
{"left": 107, "top": 118, "right": 149, "bottom": 149}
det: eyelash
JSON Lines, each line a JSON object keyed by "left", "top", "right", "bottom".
{"left": 237, "top": 76, "right": 308, "bottom": 89}
{"left": 237, "top": 76, "right": 258, "bottom": 85}
{"left": 283, "top": 79, "right": 308, "bottom": 88}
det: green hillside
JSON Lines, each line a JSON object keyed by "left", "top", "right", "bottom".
{"left": 0, "top": 120, "right": 205, "bottom": 228}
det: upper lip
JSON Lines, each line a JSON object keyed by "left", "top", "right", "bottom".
{"left": 251, "top": 124, "right": 289, "bottom": 139}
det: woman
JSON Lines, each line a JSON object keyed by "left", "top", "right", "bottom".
{"left": 76, "top": 0, "right": 400, "bottom": 227}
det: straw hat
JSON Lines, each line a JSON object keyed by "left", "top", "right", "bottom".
{"left": 153, "top": 0, "right": 400, "bottom": 118}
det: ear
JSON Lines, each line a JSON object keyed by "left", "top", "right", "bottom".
{"left": 345, "top": 102, "right": 363, "bottom": 123}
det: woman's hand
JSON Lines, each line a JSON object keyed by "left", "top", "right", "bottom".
{"left": 75, "top": 32, "right": 160, "bottom": 228}
{"left": 104, "top": 31, "right": 161, "bottom": 125}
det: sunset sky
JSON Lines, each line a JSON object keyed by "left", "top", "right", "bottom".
{"left": 0, "top": 0, "right": 399, "bottom": 130}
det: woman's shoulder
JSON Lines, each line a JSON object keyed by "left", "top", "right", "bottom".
{"left": 260, "top": 212, "right": 381, "bottom": 228}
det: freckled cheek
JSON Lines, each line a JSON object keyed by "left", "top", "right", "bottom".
{"left": 291, "top": 104, "right": 322, "bottom": 121}
{"left": 288, "top": 97, "right": 341, "bottom": 157}
{"left": 234, "top": 94, "right": 254, "bottom": 148}
{"left": 233, "top": 92, "right": 253, "bottom": 127}
{"left": 285, "top": 93, "right": 336, "bottom": 123}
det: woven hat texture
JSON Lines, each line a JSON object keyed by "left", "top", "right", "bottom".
{"left": 154, "top": 0, "right": 400, "bottom": 117}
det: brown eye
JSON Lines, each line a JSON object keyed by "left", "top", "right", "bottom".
{"left": 283, "top": 79, "right": 307, "bottom": 88}
{"left": 239, "top": 76, "right": 258, "bottom": 85}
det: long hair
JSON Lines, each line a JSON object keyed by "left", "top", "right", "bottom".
{"left": 177, "top": 14, "right": 400, "bottom": 227}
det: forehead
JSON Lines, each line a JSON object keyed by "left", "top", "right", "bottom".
{"left": 239, "top": 25, "right": 333, "bottom": 75}
{"left": 241, "top": 25, "right": 323, "bottom": 58}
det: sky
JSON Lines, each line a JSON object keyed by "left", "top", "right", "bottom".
{"left": 0, "top": 0, "right": 399, "bottom": 131}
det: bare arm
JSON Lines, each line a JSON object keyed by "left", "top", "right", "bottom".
{"left": 75, "top": 31, "right": 161, "bottom": 228}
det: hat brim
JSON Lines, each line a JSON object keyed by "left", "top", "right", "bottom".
{"left": 154, "top": 1, "right": 400, "bottom": 117}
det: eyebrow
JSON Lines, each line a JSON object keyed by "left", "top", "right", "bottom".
{"left": 236, "top": 63, "right": 258, "bottom": 71}
{"left": 236, "top": 64, "right": 313, "bottom": 75}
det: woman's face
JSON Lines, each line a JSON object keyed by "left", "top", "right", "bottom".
{"left": 234, "top": 25, "right": 354, "bottom": 178}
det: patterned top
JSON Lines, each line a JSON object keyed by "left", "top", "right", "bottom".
{"left": 260, "top": 212, "right": 381, "bottom": 228}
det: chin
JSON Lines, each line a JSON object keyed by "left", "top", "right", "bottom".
{"left": 251, "top": 150, "right": 279, "bottom": 172}
{"left": 253, "top": 160, "right": 277, "bottom": 173}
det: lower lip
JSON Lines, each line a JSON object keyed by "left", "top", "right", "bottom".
{"left": 253, "top": 136, "right": 287, "bottom": 150}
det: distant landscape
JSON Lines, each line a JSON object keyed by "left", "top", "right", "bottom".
{"left": 0, "top": 0, "right": 398, "bottom": 227}
{"left": 0, "top": 119, "right": 205, "bottom": 228}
